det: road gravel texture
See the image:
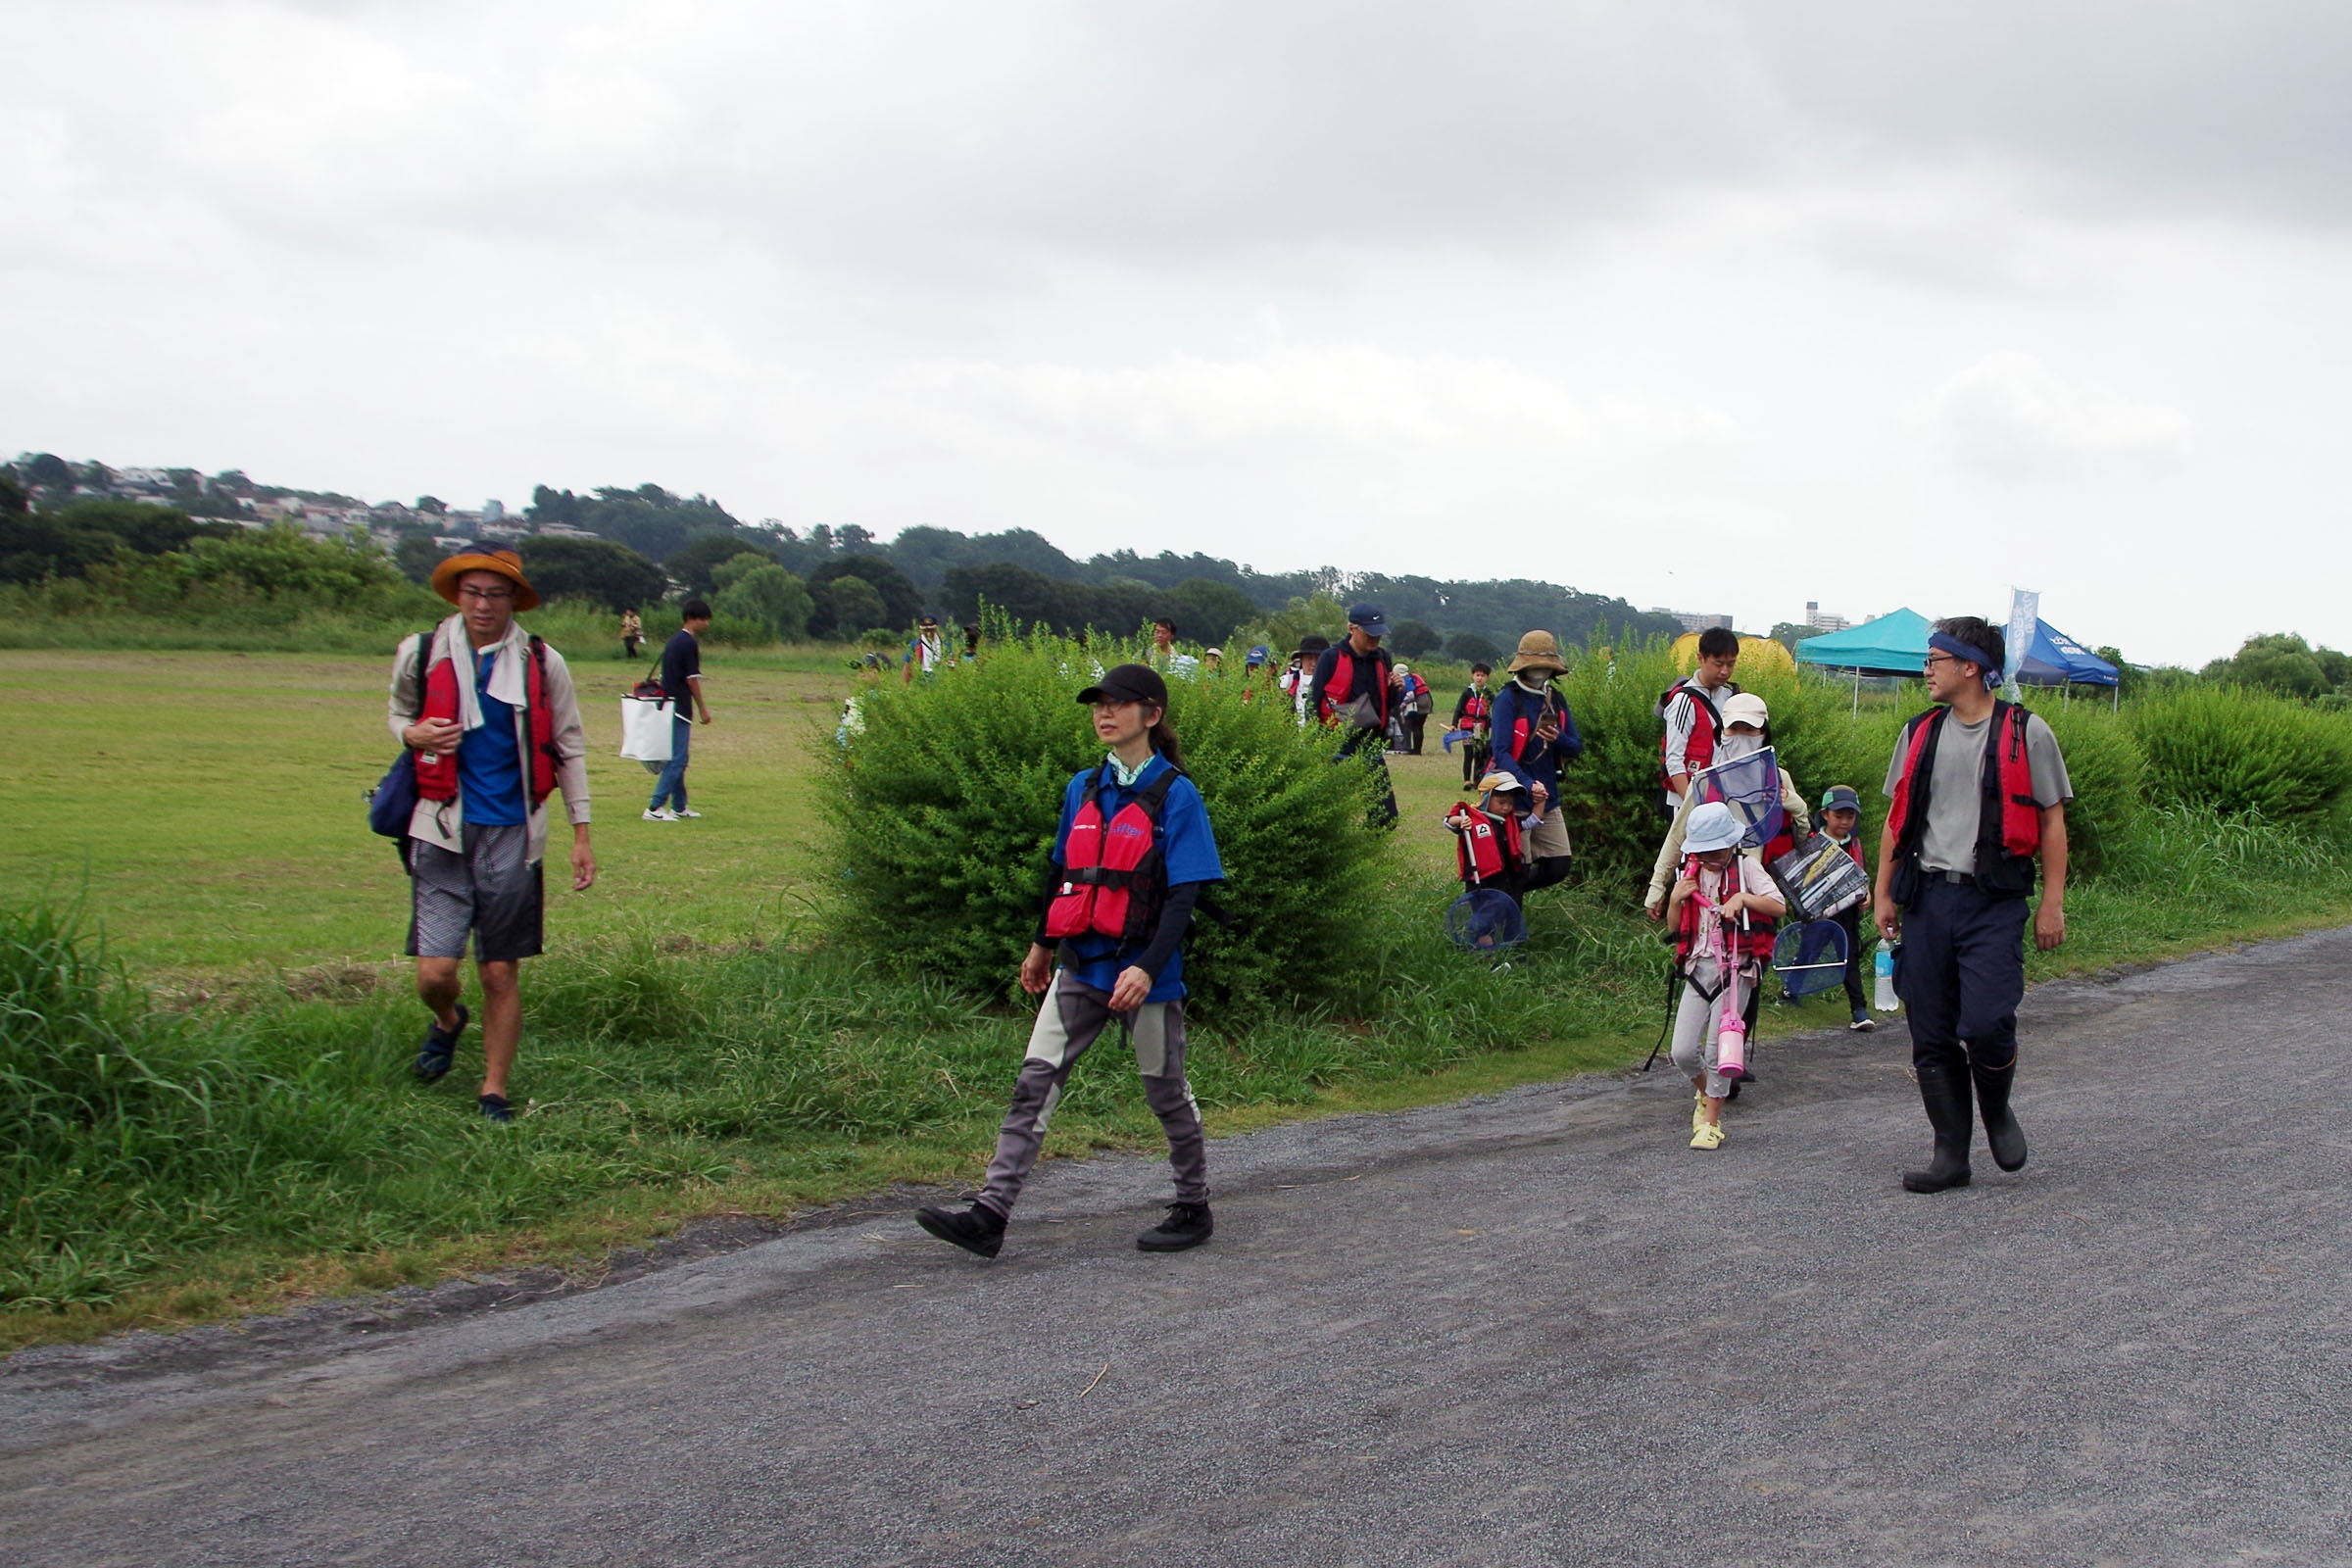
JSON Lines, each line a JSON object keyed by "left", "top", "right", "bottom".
{"left": 5, "top": 929, "right": 2349, "bottom": 1567}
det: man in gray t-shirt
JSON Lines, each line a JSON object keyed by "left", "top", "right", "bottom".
{"left": 1873, "top": 615, "right": 2073, "bottom": 1197}
{"left": 1883, "top": 707, "right": 2073, "bottom": 874}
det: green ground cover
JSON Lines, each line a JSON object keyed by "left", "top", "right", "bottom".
{"left": 5, "top": 646, "right": 2350, "bottom": 1351}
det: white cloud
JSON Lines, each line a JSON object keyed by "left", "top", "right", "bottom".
{"left": 1932, "top": 352, "right": 2192, "bottom": 480}
{"left": 889, "top": 330, "right": 1745, "bottom": 462}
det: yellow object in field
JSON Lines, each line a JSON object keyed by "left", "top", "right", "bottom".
{"left": 1670, "top": 633, "right": 1794, "bottom": 675}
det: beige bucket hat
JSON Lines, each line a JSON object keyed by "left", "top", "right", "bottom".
{"left": 1506, "top": 629, "right": 1567, "bottom": 676}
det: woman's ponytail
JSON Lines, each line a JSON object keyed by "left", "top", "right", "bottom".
{"left": 1148, "top": 709, "right": 1184, "bottom": 768}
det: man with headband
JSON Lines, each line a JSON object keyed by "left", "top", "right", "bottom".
{"left": 1873, "top": 614, "right": 2073, "bottom": 1194}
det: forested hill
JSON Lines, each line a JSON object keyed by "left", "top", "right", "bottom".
{"left": 524, "top": 485, "right": 1684, "bottom": 655}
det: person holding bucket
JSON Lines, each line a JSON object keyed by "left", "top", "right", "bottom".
{"left": 1663, "top": 801, "right": 1785, "bottom": 1150}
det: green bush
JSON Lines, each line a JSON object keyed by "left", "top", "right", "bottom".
{"left": 1550, "top": 638, "right": 1905, "bottom": 892}
{"left": 822, "top": 624, "right": 1389, "bottom": 1012}
{"left": 2129, "top": 685, "right": 2352, "bottom": 820}
{"left": 2034, "top": 702, "right": 2145, "bottom": 877}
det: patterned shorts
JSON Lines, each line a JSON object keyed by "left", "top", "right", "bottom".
{"left": 406, "top": 823, "right": 543, "bottom": 964}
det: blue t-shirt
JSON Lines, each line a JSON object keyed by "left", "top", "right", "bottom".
{"left": 1051, "top": 754, "right": 1223, "bottom": 1003}
{"left": 457, "top": 647, "right": 526, "bottom": 826}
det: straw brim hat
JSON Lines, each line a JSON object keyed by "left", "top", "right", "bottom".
{"left": 430, "top": 549, "right": 541, "bottom": 612}
{"left": 1506, "top": 630, "right": 1567, "bottom": 675}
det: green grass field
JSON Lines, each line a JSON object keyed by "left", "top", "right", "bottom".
{"left": 8, "top": 647, "right": 2351, "bottom": 1350}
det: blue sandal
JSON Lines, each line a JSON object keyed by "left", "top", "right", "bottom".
{"left": 415, "top": 1004, "right": 468, "bottom": 1082}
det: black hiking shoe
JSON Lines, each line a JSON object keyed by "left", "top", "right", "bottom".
{"left": 477, "top": 1093, "right": 514, "bottom": 1123}
{"left": 415, "top": 1004, "right": 468, "bottom": 1082}
{"left": 915, "top": 1203, "right": 1005, "bottom": 1259}
{"left": 1137, "top": 1202, "right": 1213, "bottom": 1252}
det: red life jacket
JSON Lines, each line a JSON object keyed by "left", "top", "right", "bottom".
{"left": 1673, "top": 853, "right": 1778, "bottom": 965}
{"left": 1458, "top": 687, "right": 1492, "bottom": 725}
{"left": 1318, "top": 645, "right": 1391, "bottom": 727}
{"left": 1658, "top": 678, "right": 1732, "bottom": 787}
{"left": 1044, "top": 762, "right": 1183, "bottom": 946}
{"left": 414, "top": 632, "right": 560, "bottom": 808}
{"left": 1886, "top": 701, "right": 2041, "bottom": 899}
{"left": 1452, "top": 803, "right": 1525, "bottom": 886}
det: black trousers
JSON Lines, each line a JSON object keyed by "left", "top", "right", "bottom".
{"left": 1403, "top": 712, "right": 1428, "bottom": 754}
{"left": 1460, "top": 737, "right": 1490, "bottom": 785}
{"left": 1337, "top": 726, "right": 1398, "bottom": 829}
{"left": 1897, "top": 877, "right": 2029, "bottom": 1071}
{"left": 1834, "top": 903, "right": 1868, "bottom": 1011}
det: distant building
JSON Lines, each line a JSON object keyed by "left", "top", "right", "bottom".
{"left": 1650, "top": 608, "right": 1735, "bottom": 635}
{"left": 1804, "top": 601, "right": 1851, "bottom": 633}
{"left": 483, "top": 499, "right": 505, "bottom": 524}
{"left": 532, "top": 522, "right": 599, "bottom": 540}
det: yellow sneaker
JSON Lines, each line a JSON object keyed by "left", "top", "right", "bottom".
{"left": 1691, "top": 1091, "right": 1708, "bottom": 1136}
{"left": 1690, "top": 1118, "right": 1725, "bottom": 1151}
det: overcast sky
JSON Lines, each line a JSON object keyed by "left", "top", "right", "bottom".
{"left": 10, "top": 1, "right": 2348, "bottom": 665}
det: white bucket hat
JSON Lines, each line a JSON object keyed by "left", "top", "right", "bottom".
{"left": 1684, "top": 800, "right": 1745, "bottom": 854}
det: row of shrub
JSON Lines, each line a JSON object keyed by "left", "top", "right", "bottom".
{"left": 1546, "top": 639, "right": 2352, "bottom": 890}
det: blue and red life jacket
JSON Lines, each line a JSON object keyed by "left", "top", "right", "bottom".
{"left": 415, "top": 633, "right": 559, "bottom": 808}
{"left": 1318, "top": 645, "right": 1392, "bottom": 727}
{"left": 1673, "top": 853, "right": 1778, "bottom": 966}
{"left": 1886, "top": 701, "right": 2041, "bottom": 900}
{"left": 1044, "top": 762, "right": 1182, "bottom": 946}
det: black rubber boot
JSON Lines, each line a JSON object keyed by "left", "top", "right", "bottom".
{"left": 915, "top": 1202, "right": 1006, "bottom": 1259}
{"left": 1972, "top": 1059, "right": 2029, "bottom": 1172}
{"left": 1901, "top": 1054, "right": 1975, "bottom": 1193}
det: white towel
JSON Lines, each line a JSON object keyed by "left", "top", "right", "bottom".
{"left": 433, "top": 613, "right": 529, "bottom": 732}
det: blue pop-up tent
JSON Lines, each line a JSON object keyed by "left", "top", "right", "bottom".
{"left": 1795, "top": 609, "right": 1931, "bottom": 676}
{"left": 2014, "top": 620, "right": 2119, "bottom": 689}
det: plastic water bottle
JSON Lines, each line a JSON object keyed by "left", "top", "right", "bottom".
{"left": 1874, "top": 945, "right": 1899, "bottom": 1013}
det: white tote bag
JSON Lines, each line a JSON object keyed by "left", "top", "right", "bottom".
{"left": 618, "top": 696, "right": 675, "bottom": 762}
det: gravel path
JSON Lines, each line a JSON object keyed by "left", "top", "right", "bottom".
{"left": 6, "top": 929, "right": 2348, "bottom": 1566}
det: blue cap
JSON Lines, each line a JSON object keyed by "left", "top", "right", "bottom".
{"left": 1819, "top": 785, "right": 1862, "bottom": 814}
{"left": 1347, "top": 604, "right": 1388, "bottom": 636}
{"left": 1247, "top": 645, "right": 1269, "bottom": 663}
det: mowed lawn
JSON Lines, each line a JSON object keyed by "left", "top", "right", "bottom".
{"left": 2, "top": 649, "right": 1481, "bottom": 977}
{"left": 0, "top": 649, "right": 862, "bottom": 975}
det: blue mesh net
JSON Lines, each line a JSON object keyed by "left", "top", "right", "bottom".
{"left": 1445, "top": 889, "right": 1527, "bottom": 953}
{"left": 1692, "top": 746, "right": 1785, "bottom": 848}
{"left": 1772, "top": 919, "right": 1851, "bottom": 998}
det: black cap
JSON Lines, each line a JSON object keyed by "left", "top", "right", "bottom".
{"left": 1075, "top": 662, "right": 1168, "bottom": 708}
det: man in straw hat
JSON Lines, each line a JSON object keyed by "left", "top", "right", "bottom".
{"left": 1487, "top": 630, "right": 1583, "bottom": 899}
{"left": 389, "top": 549, "right": 596, "bottom": 1122}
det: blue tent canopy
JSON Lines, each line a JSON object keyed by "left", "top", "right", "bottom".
{"left": 2015, "top": 619, "right": 2119, "bottom": 688}
{"left": 1795, "top": 609, "right": 1930, "bottom": 676}
{"left": 1798, "top": 608, "right": 2118, "bottom": 692}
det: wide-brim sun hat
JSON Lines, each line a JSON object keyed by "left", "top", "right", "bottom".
{"left": 1720, "top": 692, "right": 1770, "bottom": 729}
{"left": 1685, "top": 800, "right": 1745, "bottom": 854}
{"left": 1506, "top": 629, "right": 1566, "bottom": 675}
{"left": 1476, "top": 770, "right": 1525, "bottom": 794}
{"left": 430, "top": 548, "right": 541, "bottom": 612}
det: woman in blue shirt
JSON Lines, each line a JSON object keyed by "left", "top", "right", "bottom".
{"left": 917, "top": 663, "right": 1225, "bottom": 1260}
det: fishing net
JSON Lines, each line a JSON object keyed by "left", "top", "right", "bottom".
{"left": 1445, "top": 888, "right": 1527, "bottom": 954}
{"left": 1691, "top": 746, "right": 1785, "bottom": 849}
{"left": 1772, "top": 919, "right": 1851, "bottom": 999}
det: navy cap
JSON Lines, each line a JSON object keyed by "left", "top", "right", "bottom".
{"left": 1247, "top": 644, "right": 1269, "bottom": 663}
{"left": 1818, "top": 784, "right": 1863, "bottom": 814}
{"left": 1076, "top": 662, "right": 1168, "bottom": 708}
{"left": 1347, "top": 604, "right": 1388, "bottom": 636}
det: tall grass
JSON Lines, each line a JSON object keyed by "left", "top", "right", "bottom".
{"left": 0, "top": 879, "right": 1659, "bottom": 1317}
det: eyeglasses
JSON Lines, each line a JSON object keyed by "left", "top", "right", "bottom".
{"left": 1922, "top": 654, "right": 1959, "bottom": 670}
{"left": 458, "top": 586, "right": 515, "bottom": 603}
